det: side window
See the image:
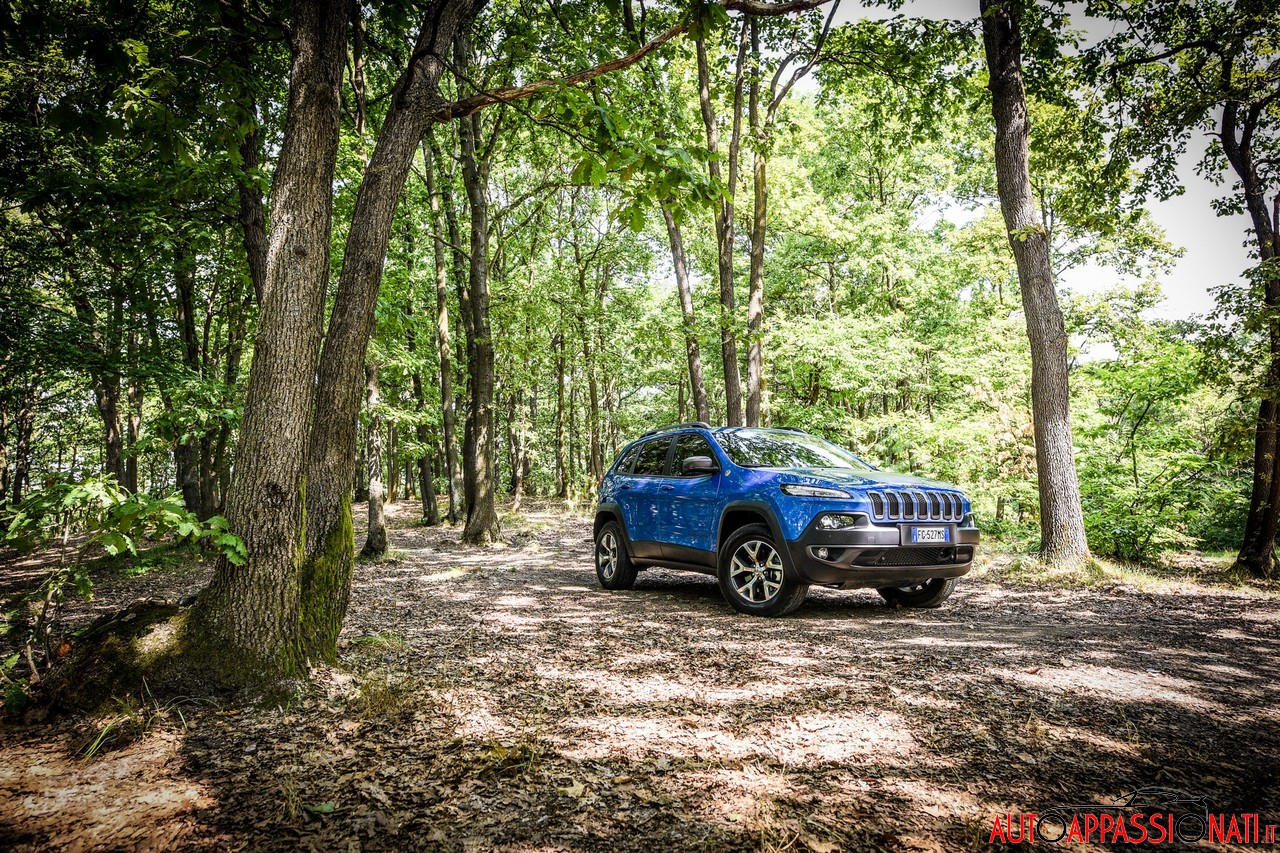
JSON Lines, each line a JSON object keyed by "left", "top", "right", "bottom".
{"left": 614, "top": 444, "right": 641, "bottom": 474}
{"left": 632, "top": 438, "right": 672, "bottom": 477}
{"left": 673, "top": 433, "right": 717, "bottom": 477}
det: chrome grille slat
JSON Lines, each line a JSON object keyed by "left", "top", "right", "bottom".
{"left": 868, "top": 488, "right": 964, "bottom": 522}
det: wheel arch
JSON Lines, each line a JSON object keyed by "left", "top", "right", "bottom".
{"left": 717, "top": 501, "right": 793, "bottom": 571}
{"left": 594, "top": 503, "right": 633, "bottom": 556}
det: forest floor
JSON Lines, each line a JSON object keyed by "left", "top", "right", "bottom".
{"left": 1, "top": 500, "right": 1279, "bottom": 852}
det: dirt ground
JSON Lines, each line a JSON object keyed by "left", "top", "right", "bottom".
{"left": 2, "top": 500, "right": 1278, "bottom": 852}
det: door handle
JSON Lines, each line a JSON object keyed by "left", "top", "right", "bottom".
{"left": 619, "top": 484, "right": 632, "bottom": 491}
{"left": 660, "top": 485, "right": 675, "bottom": 492}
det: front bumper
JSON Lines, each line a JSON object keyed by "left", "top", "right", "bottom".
{"left": 785, "top": 517, "right": 980, "bottom": 589}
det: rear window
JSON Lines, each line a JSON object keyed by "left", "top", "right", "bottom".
{"left": 714, "top": 429, "right": 872, "bottom": 470}
{"left": 614, "top": 444, "right": 642, "bottom": 473}
{"left": 632, "top": 438, "right": 672, "bottom": 476}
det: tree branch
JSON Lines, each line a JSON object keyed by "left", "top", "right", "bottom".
{"left": 430, "top": 0, "right": 835, "bottom": 122}
{"left": 1106, "top": 39, "right": 1224, "bottom": 75}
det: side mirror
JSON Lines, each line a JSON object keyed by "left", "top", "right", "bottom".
{"left": 682, "top": 455, "right": 719, "bottom": 475}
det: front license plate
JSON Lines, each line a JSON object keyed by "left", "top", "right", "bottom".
{"left": 910, "top": 526, "right": 950, "bottom": 544}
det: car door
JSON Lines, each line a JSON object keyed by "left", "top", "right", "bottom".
{"left": 660, "top": 432, "right": 722, "bottom": 565}
{"left": 618, "top": 436, "right": 672, "bottom": 560}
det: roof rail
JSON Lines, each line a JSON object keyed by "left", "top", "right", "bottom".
{"left": 775, "top": 426, "right": 808, "bottom": 433}
{"left": 639, "top": 421, "right": 714, "bottom": 439}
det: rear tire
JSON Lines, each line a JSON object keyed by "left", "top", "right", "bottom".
{"left": 877, "top": 577, "right": 956, "bottom": 608}
{"left": 717, "top": 524, "right": 808, "bottom": 617}
{"left": 595, "top": 521, "right": 637, "bottom": 590}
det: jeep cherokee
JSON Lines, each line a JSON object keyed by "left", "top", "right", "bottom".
{"left": 592, "top": 423, "right": 980, "bottom": 616}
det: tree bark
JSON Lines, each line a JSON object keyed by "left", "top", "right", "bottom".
{"left": 361, "top": 362, "right": 387, "bottom": 557}
{"left": 173, "top": 253, "right": 206, "bottom": 517}
{"left": 298, "top": 0, "right": 485, "bottom": 661}
{"left": 0, "top": 402, "right": 8, "bottom": 505}
{"left": 982, "top": 0, "right": 1089, "bottom": 564}
{"left": 661, "top": 205, "right": 711, "bottom": 423}
{"left": 190, "top": 0, "right": 348, "bottom": 682}
{"left": 405, "top": 303, "right": 441, "bottom": 527}
{"left": 555, "top": 331, "right": 568, "bottom": 498}
{"left": 12, "top": 385, "right": 34, "bottom": 505}
{"left": 456, "top": 34, "right": 502, "bottom": 544}
{"left": 222, "top": 0, "right": 268, "bottom": 305}
{"left": 124, "top": 321, "right": 141, "bottom": 494}
{"left": 696, "top": 25, "right": 748, "bottom": 426}
{"left": 424, "top": 135, "right": 464, "bottom": 524}
{"left": 745, "top": 20, "right": 766, "bottom": 427}
{"left": 1223, "top": 97, "right": 1280, "bottom": 578}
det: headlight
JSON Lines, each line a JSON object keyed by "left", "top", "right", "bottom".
{"left": 780, "top": 483, "right": 850, "bottom": 498}
{"left": 816, "top": 513, "right": 867, "bottom": 530}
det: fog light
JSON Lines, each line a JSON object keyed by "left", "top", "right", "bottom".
{"left": 817, "top": 513, "right": 864, "bottom": 530}
{"left": 816, "top": 547, "right": 829, "bottom": 560}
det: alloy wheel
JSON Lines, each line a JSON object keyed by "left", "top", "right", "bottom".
{"left": 729, "top": 539, "right": 784, "bottom": 604}
{"left": 597, "top": 531, "right": 618, "bottom": 581}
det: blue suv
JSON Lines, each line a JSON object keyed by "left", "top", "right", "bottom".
{"left": 593, "top": 423, "right": 979, "bottom": 616}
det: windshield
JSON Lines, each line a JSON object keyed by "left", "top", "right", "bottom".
{"left": 714, "top": 430, "right": 873, "bottom": 470}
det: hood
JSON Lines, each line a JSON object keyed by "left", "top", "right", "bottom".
{"left": 769, "top": 467, "right": 959, "bottom": 492}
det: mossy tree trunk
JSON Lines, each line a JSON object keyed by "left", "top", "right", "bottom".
{"left": 297, "top": 0, "right": 485, "bottom": 661}
{"left": 188, "top": 0, "right": 348, "bottom": 682}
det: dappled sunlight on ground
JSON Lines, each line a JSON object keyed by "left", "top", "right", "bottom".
{"left": 3, "top": 499, "right": 1279, "bottom": 851}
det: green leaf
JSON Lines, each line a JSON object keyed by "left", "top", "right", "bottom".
{"left": 100, "top": 530, "right": 134, "bottom": 557}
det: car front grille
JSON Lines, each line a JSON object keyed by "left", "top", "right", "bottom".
{"left": 868, "top": 489, "right": 963, "bottom": 522}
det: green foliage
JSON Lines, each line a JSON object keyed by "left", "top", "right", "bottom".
{"left": 0, "top": 476, "right": 246, "bottom": 683}
{"left": 2, "top": 476, "right": 244, "bottom": 565}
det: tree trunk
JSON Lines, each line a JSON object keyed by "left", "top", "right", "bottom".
{"left": 555, "top": 332, "right": 568, "bottom": 498}
{"left": 421, "top": 450, "right": 439, "bottom": 525}
{"left": 981, "top": 0, "right": 1089, "bottom": 565}
{"left": 189, "top": 0, "right": 348, "bottom": 683}
{"left": 745, "top": 21, "right": 766, "bottom": 427}
{"left": 361, "top": 362, "right": 388, "bottom": 557}
{"left": 696, "top": 26, "right": 747, "bottom": 426}
{"left": 213, "top": 269, "right": 252, "bottom": 516}
{"left": 509, "top": 390, "right": 526, "bottom": 507}
{"left": 406, "top": 306, "right": 441, "bottom": 527}
{"left": 0, "top": 402, "right": 8, "bottom": 505}
{"left": 298, "top": 0, "right": 483, "bottom": 661}
{"left": 387, "top": 422, "right": 399, "bottom": 505}
{"left": 660, "top": 205, "right": 710, "bottom": 423}
{"left": 173, "top": 252, "right": 206, "bottom": 517}
{"left": 456, "top": 36, "right": 502, "bottom": 544}
{"left": 1223, "top": 100, "right": 1280, "bottom": 578}
{"left": 12, "top": 385, "right": 35, "bottom": 505}
{"left": 223, "top": 0, "right": 269, "bottom": 305}
{"left": 124, "top": 322, "right": 141, "bottom": 494}
{"left": 424, "top": 135, "right": 464, "bottom": 523}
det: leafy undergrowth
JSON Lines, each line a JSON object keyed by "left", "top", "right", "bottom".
{"left": 2, "top": 500, "right": 1278, "bottom": 851}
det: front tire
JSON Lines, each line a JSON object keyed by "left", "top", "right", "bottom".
{"left": 877, "top": 577, "right": 956, "bottom": 608}
{"left": 595, "top": 521, "right": 637, "bottom": 590}
{"left": 717, "top": 524, "right": 808, "bottom": 617}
